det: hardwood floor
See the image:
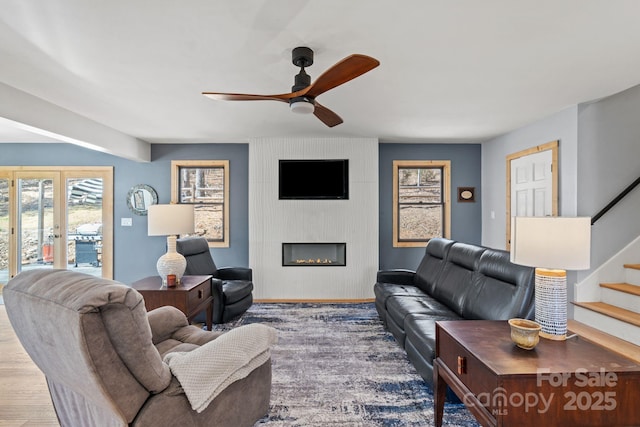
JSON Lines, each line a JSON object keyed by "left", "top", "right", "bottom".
{"left": 0, "top": 305, "right": 59, "bottom": 426}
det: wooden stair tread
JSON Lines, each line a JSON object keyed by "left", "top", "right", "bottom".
{"left": 600, "top": 282, "right": 640, "bottom": 296}
{"left": 568, "top": 320, "right": 640, "bottom": 363}
{"left": 573, "top": 301, "right": 640, "bottom": 327}
{"left": 624, "top": 263, "right": 640, "bottom": 270}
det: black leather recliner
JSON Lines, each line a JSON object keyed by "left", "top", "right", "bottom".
{"left": 176, "top": 237, "right": 254, "bottom": 324}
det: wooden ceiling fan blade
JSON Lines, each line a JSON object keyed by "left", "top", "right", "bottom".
{"left": 313, "top": 102, "right": 343, "bottom": 127}
{"left": 202, "top": 92, "right": 292, "bottom": 102}
{"left": 304, "top": 54, "right": 380, "bottom": 98}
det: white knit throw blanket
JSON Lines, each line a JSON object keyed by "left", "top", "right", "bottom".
{"left": 163, "top": 323, "right": 278, "bottom": 413}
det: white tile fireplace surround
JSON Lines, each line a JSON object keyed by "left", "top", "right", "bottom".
{"left": 249, "top": 137, "right": 379, "bottom": 300}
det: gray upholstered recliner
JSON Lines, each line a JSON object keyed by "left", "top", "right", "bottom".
{"left": 176, "top": 237, "right": 254, "bottom": 324}
{"left": 4, "top": 269, "right": 272, "bottom": 427}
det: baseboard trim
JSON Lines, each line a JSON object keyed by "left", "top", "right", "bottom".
{"left": 254, "top": 298, "right": 375, "bottom": 304}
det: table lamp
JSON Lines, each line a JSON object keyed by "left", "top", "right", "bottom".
{"left": 148, "top": 204, "right": 195, "bottom": 285}
{"left": 510, "top": 216, "right": 591, "bottom": 340}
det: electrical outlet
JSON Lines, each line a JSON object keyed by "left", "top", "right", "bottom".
{"left": 121, "top": 218, "right": 133, "bottom": 227}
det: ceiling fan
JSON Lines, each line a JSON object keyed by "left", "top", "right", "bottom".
{"left": 202, "top": 47, "right": 380, "bottom": 127}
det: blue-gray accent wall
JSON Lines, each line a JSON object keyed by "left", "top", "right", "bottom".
{"left": 0, "top": 143, "right": 249, "bottom": 285}
{"left": 150, "top": 144, "right": 250, "bottom": 270}
{"left": 378, "top": 143, "right": 482, "bottom": 271}
{"left": 2, "top": 141, "right": 481, "bottom": 281}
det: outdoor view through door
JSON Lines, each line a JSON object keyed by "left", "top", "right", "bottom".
{"left": 0, "top": 167, "right": 113, "bottom": 294}
{"left": 0, "top": 176, "right": 9, "bottom": 290}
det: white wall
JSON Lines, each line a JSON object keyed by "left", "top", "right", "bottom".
{"left": 0, "top": 83, "right": 150, "bottom": 162}
{"left": 577, "top": 84, "right": 640, "bottom": 276}
{"left": 481, "top": 107, "right": 579, "bottom": 250}
{"left": 249, "top": 137, "right": 379, "bottom": 300}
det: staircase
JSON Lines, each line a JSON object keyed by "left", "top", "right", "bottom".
{"left": 573, "top": 263, "right": 640, "bottom": 347}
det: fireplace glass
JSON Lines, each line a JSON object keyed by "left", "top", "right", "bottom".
{"left": 282, "top": 243, "right": 346, "bottom": 267}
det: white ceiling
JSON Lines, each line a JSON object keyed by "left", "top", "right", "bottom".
{"left": 2, "top": 1, "right": 640, "bottom": 153}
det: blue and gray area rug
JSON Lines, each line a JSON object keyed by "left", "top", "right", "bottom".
{"left": 217, "top": 302, "right": 479, "bottom": 426}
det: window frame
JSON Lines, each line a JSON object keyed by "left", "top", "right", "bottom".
{"left": 392, "top": 160, "right": 451, "bottom": 247}
{"left": 171, "top": 160, "right": 230, "bottom": 248}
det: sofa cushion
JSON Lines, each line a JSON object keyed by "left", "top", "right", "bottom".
{"left": 462, "top": 249, "right": 535, "bottom": 320}
{"left": 404, "top": 314, "right": 460, "bottom": 362}
{"left": 385, "top": 295, "right": 457, "bottom": 329}
{"left": 385, "top": 295, "right": 457, "bottom": 347}
{"left": 374, "top": 286, "right": 425, "bottom": 324}
{"left": 414, "top": 238, "right": 455, "bottom": 294}
{"left": 429, "top": 243, "right": 486, "bottom": 316}
{"left": 374, "top": 282, "right": 426, "bottom": 307}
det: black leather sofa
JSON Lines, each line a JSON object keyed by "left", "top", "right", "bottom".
{"left": 374, "top": 238, "right": 535, "bottom": 388}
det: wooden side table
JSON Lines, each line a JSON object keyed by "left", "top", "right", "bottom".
{"left": 130, "top": 275, "right": 213, "bottom": 331}
{"left": 434, "top": 320, "right": 640, "bottom": 427}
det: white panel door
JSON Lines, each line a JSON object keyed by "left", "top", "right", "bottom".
{"left": 510, "top": 150, "right": 553, "bottom": 218}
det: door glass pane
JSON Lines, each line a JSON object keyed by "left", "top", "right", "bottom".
{"left": 67, "top": 177, "right": 103, "bottom": 277}
{"left": 18, "top": 178, "right": 54, "bottom": 273}
{"left": 0, "top": 178, "right": 9, "bottom": 291}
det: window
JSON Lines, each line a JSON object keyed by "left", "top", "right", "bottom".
{"left": 393, "top": 160, "right": 451, "bottom": 247}
{"left": 171, "top": 160, "right": 229, "bottom": 247}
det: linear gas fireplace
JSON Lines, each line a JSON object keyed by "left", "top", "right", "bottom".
{"left": 282, "top": 243, "right": 346, "bottom": 267}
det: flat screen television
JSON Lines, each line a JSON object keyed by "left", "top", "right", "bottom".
{"left": 279, "top": 159, "right": 349, "bottom": 200}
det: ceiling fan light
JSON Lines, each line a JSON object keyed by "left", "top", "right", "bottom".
{"left": 290, "top": 100, "right": 315, "bottom": 114}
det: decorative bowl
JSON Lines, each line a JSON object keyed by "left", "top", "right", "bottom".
{"left": 508, "top": 318, "right": 541, "bottom": 350}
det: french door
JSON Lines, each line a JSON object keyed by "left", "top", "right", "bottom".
{"left": 505, "top": 141, "right": 558, "bottom": 249}
{"left": 0, "top": 167, "right": 113, "bottom": 289}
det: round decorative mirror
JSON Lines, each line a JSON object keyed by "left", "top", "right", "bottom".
{"left": 126, "top": 184, "right": 158, "bottom": 216}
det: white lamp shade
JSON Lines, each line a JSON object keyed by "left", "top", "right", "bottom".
{"left": 148, "top": 204, "right": 194, "bottom": 236}
{"left": 510, "top": 216, "right": 591, "bottom": 270}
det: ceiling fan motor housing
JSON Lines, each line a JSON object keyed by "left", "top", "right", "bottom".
{"left": 292, "top": 46, "right": 313, "bottom": 68}
{"left": 292, "top": 69, "right": 311, "bottom": 92}
{"left": 290, "top": 47, "right": 315, "bottom": 113}
{"left": 292, "top": 47, "right": 313, "bottom": 92}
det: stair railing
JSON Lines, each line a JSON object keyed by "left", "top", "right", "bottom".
{"left": 591, "top": 175, "right": 640, "bottom": 225}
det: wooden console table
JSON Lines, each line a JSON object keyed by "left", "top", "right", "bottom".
{"left": 130, "top": 275, "right": 213, "bottom": 331}
{"left": 434, "top": 320, "right": 640, "bottom": 427}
